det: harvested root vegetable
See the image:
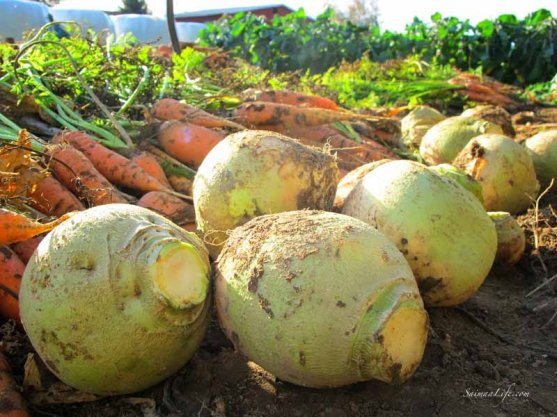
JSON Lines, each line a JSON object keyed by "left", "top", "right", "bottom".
{"left": 461, "top": 105, "right": 515, "bottom": 137}
{"left": 0, "top": 350, "right": 31, "bottom": 417}
{"left": 0, "top": 246, "right": 25, "bottom": 322}
{"left": 419, "top": 116, "right": 503, "bottom": 165}
{"left": 168, "top": 174, "right": 192, "bottom": 195}
{"left": 138, "top": 191, "right": 195, "bottom": 226}
{"left": 233, "top": 101, "right": 375, "bottom": 129}
{"left": 333, "top": 159, "right": 391, "bottom": 212}
{"left": 524, "top": 130, "right": 557, "bottom": 187}
{"left": 274, "top": 124, "right": 398, "bottom": 165}
{"left": 488, "top": 212, "right": 525, "bottom": 266}
{"left": 193, "top": 131, "right": 338, "bottom": 257}
{"left": 242, "top": 89, "right": 339, "bottom": 110}
{"left": 11, "top": 235, "right": 44, "bottom": 263}
{"left": 48, "top": 145, "right": 127, "bottom": 206}
{"left": 53, "top": 131, "right": 170, "bottom": 194}
{"left": 215, "top": 210, "right": 428, "bottom": 388}
{"left": 131, "top": 151, "right": 171, "bottom": 188}
{"left": 400, "top": 105, "right": 445, "bottom": 149}
{"left": 152, "top": 98, "right": 245, "bottom": 130}
{"left": 28, "top": 175, "right": 85, "bottom": 216}
{"left": 0, "top": 208, "right": 73, "bottom": 246}
{"left": 453, "top": 134, "right": 540, "bottom": 214}
{"left": 158, "top": 121, "right": 226, "bottom": 168}
{"left": 343, "top": 160, "right": 497, "bottom": 306}
{"left": 20, "top": 204, "right": 211, "bottom": 395}
{"left": 428, "top": 163, "right": 483, "bottom": 203}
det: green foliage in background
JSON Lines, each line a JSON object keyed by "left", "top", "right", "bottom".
{"left": 200, "top": 8, "right": 557, "bottom": 86}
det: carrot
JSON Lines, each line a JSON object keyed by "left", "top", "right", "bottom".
{"left": 53, "top": 131, "right": 171, "bottom": 194}
{"left": 349, "top": 121, "right": 400, "bottom": 147}
{"left": 0, "top": 209, "right": 73, "bottom": 246}
{"left": 137, "top": 191, "right": 195, "bottom": 226}
{"left": 275, "top": 124, "right": 398, "bottom": 163}
{"left": 130, "top": 151, "right": 171, "bottom": 188}
{"left": 152, "top": 98, "right": 246, "bottom": 130}
{"left": 48, "top": 144, "right": 127, "bottom": 206}
{"left": 460, "top": 90, "right": 518, "bottom": 107}
{"left": 0, "top": 246, "right": 25, "bottom": 323}
{"left": 233, "top": 101, "right": 386, "bottom": 129}
{"left": 243, "top": 89, "right": 339, "bottom": 111}
{"left": 11, "top": 235, "right": 44, "bottom": 264}
{"left": 158, "top": 121, "right": 226, "bottom": 168}
{"left": 27, "top": 175, "right": 85, "bottom": 217}
{"left": 167, "top": 174, "right": 193, "bottom": 195}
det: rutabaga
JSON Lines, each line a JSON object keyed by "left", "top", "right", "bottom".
{"left": 215, "top": 210, "right": 428, "bottom": 388}
{"left": 460, "top": 105, "right": 515, "bottom": 137}
{"left": 20, "top": 204, "right": 211, "bottom": 395}
{"left": 453, "top": 134, "right": 540, "bottom": 214}
{"left": 400, "top": 105, "right": 445, "bottom": 149}
{"left": 428, "top": 163, "right": 484, "bottom": 203}
{"left": 333, "top": 159, "right": 391, "bottom": 212}
{"left": 193, "top": 130, "right": 338, "bottom": 258}
{"left": 419, "top": 116, "right": 502, "bottom": 165}
{"left": 343, "top": 160, "right": 497, "bottom": 307}
{"left": 488, "top": 212, "right": 526, "bottom": 266}
{"left": 524, "top": 130, "right": 557, "bottom": 187}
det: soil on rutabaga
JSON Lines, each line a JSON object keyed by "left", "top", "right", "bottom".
{"left": 2, "top": 191, "right": 556, "bottom": 417}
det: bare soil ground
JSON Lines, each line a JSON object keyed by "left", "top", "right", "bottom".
{"left": 1, "top": 193, "right": 556, "bottom": 417}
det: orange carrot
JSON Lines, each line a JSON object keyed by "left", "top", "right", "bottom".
{"left": 167, "top": 174, "right": 193, "bottom": 195}
{"left": 0, "top": 209, "right": 73, "bottom": 246}
{"left": 48, "top": 145, "right": 127, "bottom": 206}
{"left": 244, "top": 90, "right": 339, "bottom": 110}
{"left": 158, "top": 121, "right": 226, "bottom": 168}
{"left": 233, "top": 101, "right": 383, "bottom": 129}
{"left": 350, "top": 121, "right": 400, "bottom": 147}
{"left": 152, "top": 98, "right": 245, "bottom": 130}
{"left": 28, "top": 175, "right": 85, "bottom": 217}
{"left": 275, "top": 124, "right": 398, "bottom": 162}
{"left": 130, "top": 151, "right": 171, "bottom": 188}
{"left": 53, "top": 131, "right": 171, "bottom": 194}
{"left": 0, "top": 246, "right": 25, "bottom": 323}
{"left": 137, "top": 191, "right": 195, "bottom": 226}
{"left": 0, "top": 350, "right": 31, "bottom": 417}
{"left": 11, "top": 235, "right": 44, "bottom": 263}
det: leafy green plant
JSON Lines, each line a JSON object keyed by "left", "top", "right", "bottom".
{"left": 200, "top": 8, "right": 557, "bottom": 86}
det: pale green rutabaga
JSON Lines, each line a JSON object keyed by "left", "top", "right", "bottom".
{"left": 343, "top": 160, "right": 497, "bottom": 306}
{"left": 454, "top": 134, "right": 540, "bottom": 214}
{"left": 419, "top": 116, "right": 502, "bottom": 165}
{"left": 215, "top": 210, "right": 428, "bottom": 388}
{"left": 193, "top": 130, "right": 338, "bottom": 258}
{"left": 524, "top": 130, "right": 557, "bottom": 187}
{"left": 488, "top": 211, "right": 526, "bottom": 266}
{"left": 400, "top": 105, "right": 445, "bottom": 149}
{"left": 20, "top": 204, "right": 211, "bottom": 395}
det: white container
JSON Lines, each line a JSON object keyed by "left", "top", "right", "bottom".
{"left": 111, "top": 14, "right": 170, "bottom": 45}
{"left": 175, "top": 22, "right": 207, "bottom": 43}
{"left": 50, "top": 8, "right": 115, "bottom": 37}
{"left": 0, "top": 0, "right": 50, "bottom": 42}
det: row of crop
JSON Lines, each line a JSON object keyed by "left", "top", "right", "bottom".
{"left": 199, "top": 8, "right": 557, "bottom": 86}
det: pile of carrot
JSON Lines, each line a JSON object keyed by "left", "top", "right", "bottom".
{"left": 449, "top": 73, "right": 519, "bottom": 108}
{"left": 0, "top": 126, "right": 197, "bottom": 325}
